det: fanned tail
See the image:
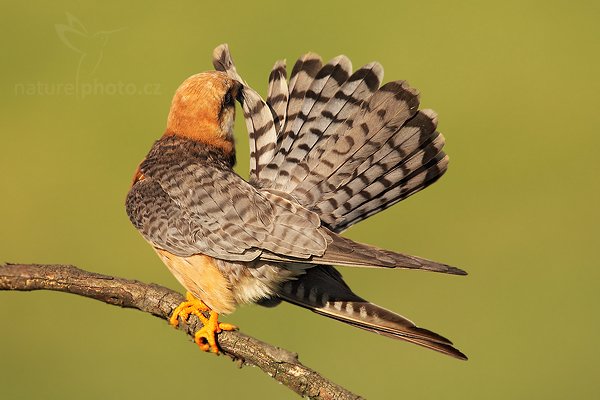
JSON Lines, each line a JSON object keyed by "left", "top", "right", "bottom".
{"left": 213, "top": 44, "right": 459, "bottom": 270}
{"left": 288, "top": 80, "right": 446, "bottom": 232}
{"left": 270, "top": 55, "right": 354, "bottom": 189}
{"left": 246, "top": 49, "right": 448, "bottom": 233}
{"left": 316, "top": 109, "right": 448, "bottom": 231}
{"left": 213, "top": 45, "right": 448, "bottom": 233}
{"left": 278, "top": 266, "right": 467, "bottom": 360}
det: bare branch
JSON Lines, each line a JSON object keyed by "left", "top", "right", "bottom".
{"left": 0, "top": 263, "right": 363, "bottom": 400}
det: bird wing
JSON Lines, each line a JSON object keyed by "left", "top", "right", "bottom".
{"left": 126, "top": 136, "right": 328, "bottom": 262}
{"left": 126, "top": 136, "right": 464, "bottom": 274}
{"left": 213, "top": 44, "right": 448, "bottom": 234}
{"left": 261, "top": 229, "right": 466, "bottom": 275}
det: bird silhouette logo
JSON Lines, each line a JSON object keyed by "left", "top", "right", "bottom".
{"left": 55, "top": 13, "right": 124, "bottom": 89}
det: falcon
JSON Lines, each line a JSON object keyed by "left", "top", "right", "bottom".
{"left": 126, "top": 44, "right": 467, "bottom": 359}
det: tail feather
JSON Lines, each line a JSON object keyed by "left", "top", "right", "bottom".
{"left": 325, "top": 130, "right": 446, "bottom": 230}
{"left": 360, "top": 327, "right": 468, "bottom": 360}
{"left": 261, "top": 53, "right": 324, "bottom": 183}
{"left": 314, "top": 111, "right": 443, "bottom": 229}
{"left": 290, "top": 55, "right": 353, "bottom": 140}
{"left": 273, "top": 55, "right": 353, "bottom": 189}
{"left": 287, "top": 81, "right": 421, "bottom": 212}
{"left": 351, "top": 109, "right": 440, "bottom": 179}
{"left": 321, "top": 131, "right": 444, "bottom": 224}
{"left": 336, "top": 152, "right": 449, "bottom": 231}
{"left": 213, "top": 44, "right": 278, "bottom": 178}
{"left": 278, "top": 266, "right": 467, "bottom": 360}
{"left": 282, "top": 61, "right": 384, "bottom": 192}
{"left": 267, "top": 59, "right": 288, "bottom": 134}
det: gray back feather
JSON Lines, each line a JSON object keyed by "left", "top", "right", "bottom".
{"left": 126, "top": 136, "right": 329, "bottom": 261}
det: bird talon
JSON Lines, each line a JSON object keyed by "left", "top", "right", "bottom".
{"left": 169, "top": 292, "right": 210, "bottom": 327}
{"left": 169, "top": 292, "right": 234, "bottom": 354}
{"left": 194, "top": 329, "right": 217, "bottom": 353}
{"left": 194, "top": 313, "right": 223, "bottom": 354}
{"left": 218, "top": 322, "right": 237, "bottom": 332}
{"left": 169, "top": 303, "right": 188, "bottom": 327}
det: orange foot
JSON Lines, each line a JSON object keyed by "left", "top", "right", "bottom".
{"left": 169, "top": 292, "right": 237, "bottom": 354}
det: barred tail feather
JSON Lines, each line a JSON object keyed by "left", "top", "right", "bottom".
{"left": 319, "top": 114, "right": 448, "bottom": 231}
{"left": 281, "top": 61, "right": 384, "bottom": 192}
{"left": 292, "top": 80, "right": 421, "bottom": 208}
{"left": 267, "top": 59, "right": 288, "bottom": 134}
{"left": 260, "top": 61, "right": 383, "bottom": 190}
{"left": 213, "top": 44, "right": 278, "bottom": 178}
{"left": 260, "top": 53, "right": 324, "bottom": 183}
{"left": 313, "top": 111, "right": 442, "bottom": 221}
{"left": 271, "top": 55, "right": 353, "bottom": 189}
{"left": 278, "top": 266, "right": 467, "bottom": 360}
{"left": 335, "top": 151, "right": 449, "bottom": 231}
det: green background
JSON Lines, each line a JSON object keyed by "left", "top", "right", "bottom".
{"left": 1, "top": 1, "right": 599, "bottom": 398}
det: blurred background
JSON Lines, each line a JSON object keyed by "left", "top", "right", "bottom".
{"left": 1, "top": 1, "right": 599, "bottom": 398}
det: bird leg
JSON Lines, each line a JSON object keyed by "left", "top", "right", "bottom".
{"left": 169, "top": 292, "right": 237, "bottom": 354}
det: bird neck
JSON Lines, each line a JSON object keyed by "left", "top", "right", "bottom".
{"left": 162, "top": 126, "right": 234, "bottom": 157}
{"left": 152, "top": 134, "right": 237, "bottom": 168}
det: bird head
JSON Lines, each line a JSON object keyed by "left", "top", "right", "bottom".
{"left": 164, "top": 71, "right": 242, "bottom": 157}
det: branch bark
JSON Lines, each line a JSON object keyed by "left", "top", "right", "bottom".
{"left": 0, "top": 263, "right": 363, "bottom": 400}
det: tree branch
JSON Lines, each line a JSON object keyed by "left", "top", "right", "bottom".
{"left": 0, "top": 263, "right": 363, "bottom": 400}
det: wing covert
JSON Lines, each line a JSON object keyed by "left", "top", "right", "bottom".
{"left": 126, "top": 136, "right": 328, "bottom": 262}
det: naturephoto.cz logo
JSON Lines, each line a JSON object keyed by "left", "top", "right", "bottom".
{"left": 14, "top": 13, "right": 161, "bottom": 99}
